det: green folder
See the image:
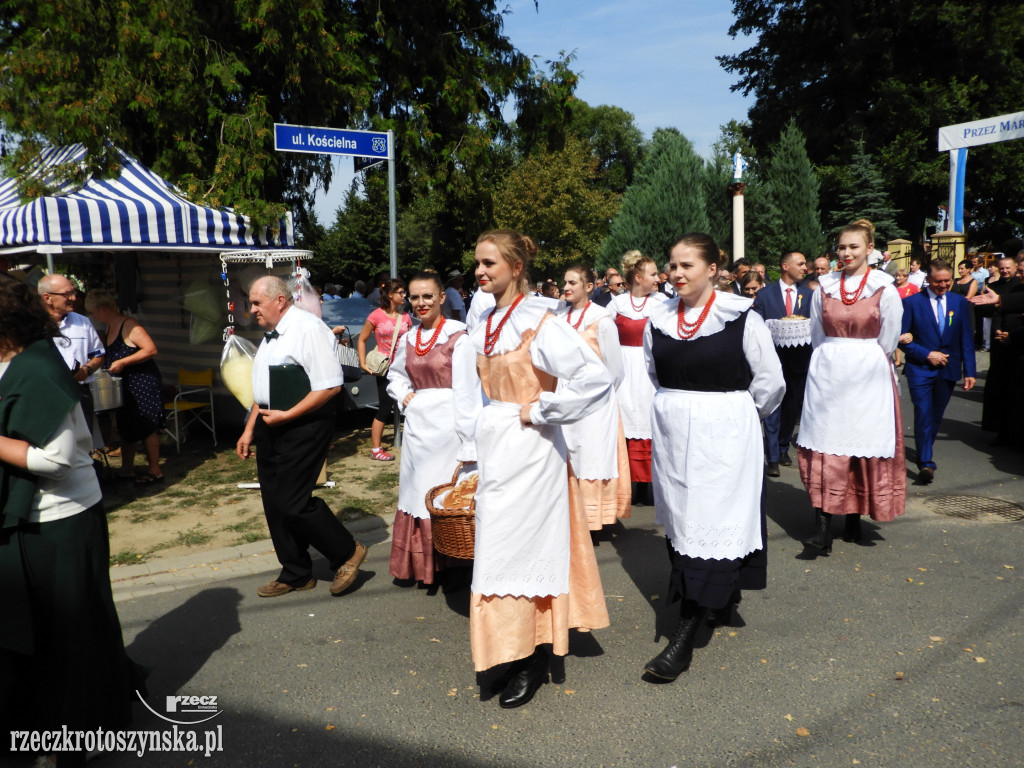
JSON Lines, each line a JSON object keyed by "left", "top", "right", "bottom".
{"left": 269, "top": 364, "right": 311, "bottom": 410}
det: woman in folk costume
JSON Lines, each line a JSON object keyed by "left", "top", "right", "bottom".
{"left": 467, "top": 230, "right": 612, "bottom": 709}
{"left": 610, "top": 250, "right": 668, "bottom": 504}
{"left": 557, "top": 264, "right": 631, "bottom": 530}
{"left": 643, "top": 233, "right": 784, "bottom": 682}
{"left": 796, "top": 220, "right": 906, "bottom": 553}
{"left": 386, "top": 272, "right": 476, "bottom": 585}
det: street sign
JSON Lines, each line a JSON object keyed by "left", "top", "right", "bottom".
{"left": 273, "top": 124, "right": 392, "bottom": 160}
{"left": 354, "top": 155, "right": 386, "bottom": 172}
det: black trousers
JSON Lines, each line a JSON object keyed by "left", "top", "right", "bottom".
{"left": 777, "top": 344, "right": 812, "bottom": 447}
{"left": 254, "top": 400, "right": 355, "bottom": 585}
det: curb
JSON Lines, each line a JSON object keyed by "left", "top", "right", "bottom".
{"left": 111, "top": 513, "right": 392, "bottom": 603}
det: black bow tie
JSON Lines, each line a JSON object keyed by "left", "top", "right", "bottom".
{"left": 264, "top": 330, "right": 280, "bottom": 342}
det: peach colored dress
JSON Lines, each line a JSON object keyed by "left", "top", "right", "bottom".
{"left": 558, "top": 303, "right": 631, "bottom": 528}
{"left": 468, "top": 299, "right": 611, "bottom": 671}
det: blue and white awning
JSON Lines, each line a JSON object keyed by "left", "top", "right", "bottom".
{"left": 0, "top": 145, "right": 293, "bottom": 254}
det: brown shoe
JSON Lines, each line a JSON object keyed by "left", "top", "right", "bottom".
{"left": 257, "top": 578, "right": 316, "bottom": 598}
{"left": 331, "top": 542, "right": 368, "bottom": 595}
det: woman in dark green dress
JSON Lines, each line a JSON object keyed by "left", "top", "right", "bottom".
{"left": 0, "top": 280, "right": 142, "bottom": 766}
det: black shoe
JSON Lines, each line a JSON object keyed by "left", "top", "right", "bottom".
{"left": 644, "top": 603, "right": 708, "bottom": 681}
{"left": 801, "top": 508, "right": 833, "bottom": 554}
{"left": 766, "top": 462, "right": 780, "bottom": 477}
{"left": 498, "top": 649, "right": 547, "bottom": 708}
{"left": 841, "top": 514, "right": 863, "bottom": 543}
{"left": 914, "top": 467, "right": 934, "bottom": 485}
{"left": 778, "top": 452, "right": 793, "bottom": 467}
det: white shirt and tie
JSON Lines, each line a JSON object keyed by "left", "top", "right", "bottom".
{"left": 927, "top": 288, "right": 946, "bottom": 336}
{"left": 778, "top": 280, "right": 798, "bottom": 316}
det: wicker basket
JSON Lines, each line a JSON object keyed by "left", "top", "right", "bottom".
{"left": 425, "top": 462, "right": 477, "bottom": 560}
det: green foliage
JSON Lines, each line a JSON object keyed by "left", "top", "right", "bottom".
{"left": 764, "top": 120, "right": 824, "bottom": 258}
{"left": 0, "top": 0, "right": 533, "bottom": 232}
{"left": 720, "top": 1, "right": 1024, "bottom": 245}
{"left": 598, "top": 129, "right": 711, "bottom": 271}
{"left": 568, "top": 103, "right": 645, "bottom": 195}
{"left": 828, "top": 140, "right": 907, "bottom": 243}
{"left": 493, "top": 135, "right": 620, "bottom": 279}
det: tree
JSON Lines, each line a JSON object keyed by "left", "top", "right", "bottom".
{"left": 598, "top": 129, "right": 710, "bottom": 271}
{"left": 719, "top": 1, "right": 1024, "bottom": 244}
{"left": 493, "top": 135, "right": 620, "bottom": 279}
{"left": 763, "top": 120, "right": 824, "bottom": 258}
{"left": 568, "top": 103, "right": 645, "bottom": 195}
{"left": 0, "top": 0, "right": 534, "bottom": 231}
{"left": 828, "top": 141, "right": 907, "bottom": 243}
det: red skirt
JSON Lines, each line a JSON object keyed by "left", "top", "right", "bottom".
{"left": 797, "top": 384, "right": 906, "bottom": 521}
{"left": 626, "top": 438, "right": 652, "bottom": 483}
{"left": 389, "top": 511, "right": 438, "bottom": 584}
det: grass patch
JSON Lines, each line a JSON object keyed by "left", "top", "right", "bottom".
{"left": 366, "top": 470, "right": 399, "bottom": 492}
{"left": 222, "top": 519, "right": 262, "bottom": 534}
{"left": 233, "top": 531, "right": 268, "bottom": 545}
{"left": 110, "top": 549, "right": 147, "bottom": 567}
{"left": 174, "top": 524, "right": 212, "bottom": 547}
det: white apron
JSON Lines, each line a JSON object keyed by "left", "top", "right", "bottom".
{"left": 472, "top": 401, "right": 570, "bottom": 597}
{"left": 397, "top": 387, "right": 461, "bottom": 519}
{"left": 796, "top": 338, "right": 896, "bottom": 458}
{"left": 652, "top": 388, "right": 764, "bottom": 560}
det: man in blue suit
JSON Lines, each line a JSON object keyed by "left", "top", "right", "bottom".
{"left": 899, "top": 259, "right": 977, "bottom": 485}
{"left": 753, "top": 250, "right": 814, "bottom": 476}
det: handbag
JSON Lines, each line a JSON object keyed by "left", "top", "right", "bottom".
{"left": 365, "top": 313, "right": 405, "bottom": 376}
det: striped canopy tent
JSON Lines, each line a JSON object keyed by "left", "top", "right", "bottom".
{"left": 0, "top": 144, "right": 293, "bottom": 259}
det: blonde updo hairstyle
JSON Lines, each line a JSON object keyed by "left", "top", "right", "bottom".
{"left": 841, "top": 218, "right": 875, "bottom": 247}
{"left": 621, "top": 249, "right": 656, "bottom": 289}
{"left": 477, "top": 229, "right": 537, "bottom": 294}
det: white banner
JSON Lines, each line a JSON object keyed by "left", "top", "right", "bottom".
{"left": 938, "top": 111, "right": 1024, "bottom": 151}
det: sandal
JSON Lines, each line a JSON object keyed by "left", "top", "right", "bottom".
{"left": 134, "top": 472, "right": 165, "bottom": 486}
{"left": 370, "top": 448, "right": 395, "bottom": 461}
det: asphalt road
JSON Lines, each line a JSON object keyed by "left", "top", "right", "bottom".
{"left": 10, "top": 358, "right": 1024, "bottom": 768}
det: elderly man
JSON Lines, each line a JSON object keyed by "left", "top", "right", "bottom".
{"left": 38, "top": 274, "right": 105, "bottom": 430}
{"left": 899, "top": 260, "right": 976, "bottom": 484}
{"left": 236, "top": 276, "right": 366, "bottom": 598}
{"left": 594, "top": 267, "right": 625, "bottom": 307}
{"left": 879, "top": 251, "right": 899, "bottom": 276}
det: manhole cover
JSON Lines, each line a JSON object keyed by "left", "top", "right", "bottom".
{"left": 927, "top": 495, "right": 1024, "bottom": 522}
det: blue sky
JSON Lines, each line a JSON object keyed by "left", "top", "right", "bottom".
{"left": 312, "top": 0, "right": 751, "bottom": 221}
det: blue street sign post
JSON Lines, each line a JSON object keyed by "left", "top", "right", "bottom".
{"left": 274, "top": 124, "right": 398, "bottom": 279}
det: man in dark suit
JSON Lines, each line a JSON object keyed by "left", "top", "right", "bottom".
{"left": 899, "top": 259, "right": 976, "bottom": 485}
{"left": 752, "top": 250, "right": 813, "bottom": 476}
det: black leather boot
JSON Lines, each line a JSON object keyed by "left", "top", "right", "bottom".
{"left": 802, "top": 508, "right": 833, "bottom": 554}
{"left": 498, "top": 648, "right": 547, "bottom": 708}
{"left": 841, "top": 514, "right": 862, "bottom": 543}
{"left": 644, "top": 602, "right": 708, "bottom": 681}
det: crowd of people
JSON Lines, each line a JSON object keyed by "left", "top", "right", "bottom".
{"left": 2, "top": 217, "right": 1015, "bottom": 756}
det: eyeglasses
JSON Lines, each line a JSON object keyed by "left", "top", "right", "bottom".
{"left": 46, "top": 290, "right": 78, "bottom": 298}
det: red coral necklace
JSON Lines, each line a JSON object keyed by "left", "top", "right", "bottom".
{"left": 414, "top": 318, "right": 446, "bottom": 356}
{"left": 484, "top": 293, "right": 526, "bottom": 354}
{"left": 677, "top": 290, "right": 716, "bottom": 340}
{"left": 838, "top": 270, "right": 870, "bottom": 305}
{"left": 567, "top": 301, "right": 590, "bottom": 330}
{"left": 629, "top": 293, "right": 649, "bottom": 313}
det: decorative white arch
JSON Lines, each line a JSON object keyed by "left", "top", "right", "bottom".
{"left": 938, "top": 111, "right": 1024, "bottom": 232}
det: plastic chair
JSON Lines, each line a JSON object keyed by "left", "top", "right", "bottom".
{"left": 164, "top": 368, "right": 217, "bottom": 453}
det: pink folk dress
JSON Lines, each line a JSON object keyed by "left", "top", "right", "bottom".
{"left": 386, "top": 321, "right": 474, "bottom": 584}
{"left": 796, "top": 270, "right": 906, "bottom": 520}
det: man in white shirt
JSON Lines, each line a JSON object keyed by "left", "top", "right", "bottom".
{"left": 752, "top": 250, "right": 813, "bottom": 475}
{"left": 39, "top": 274, "right": 105, "bottom": 431}
{"left": 907, "top": 258, "right": 926, "bottom": 289}
{"left": 236, "top": 276, "right": 367, "bottom": 598}
{"left": 38, "top": 274, "right": 105, "bottom": 382}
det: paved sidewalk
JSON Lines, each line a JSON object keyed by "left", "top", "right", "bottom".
{"left": 110, "top": 513, "right": 394, "bottom": 602}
